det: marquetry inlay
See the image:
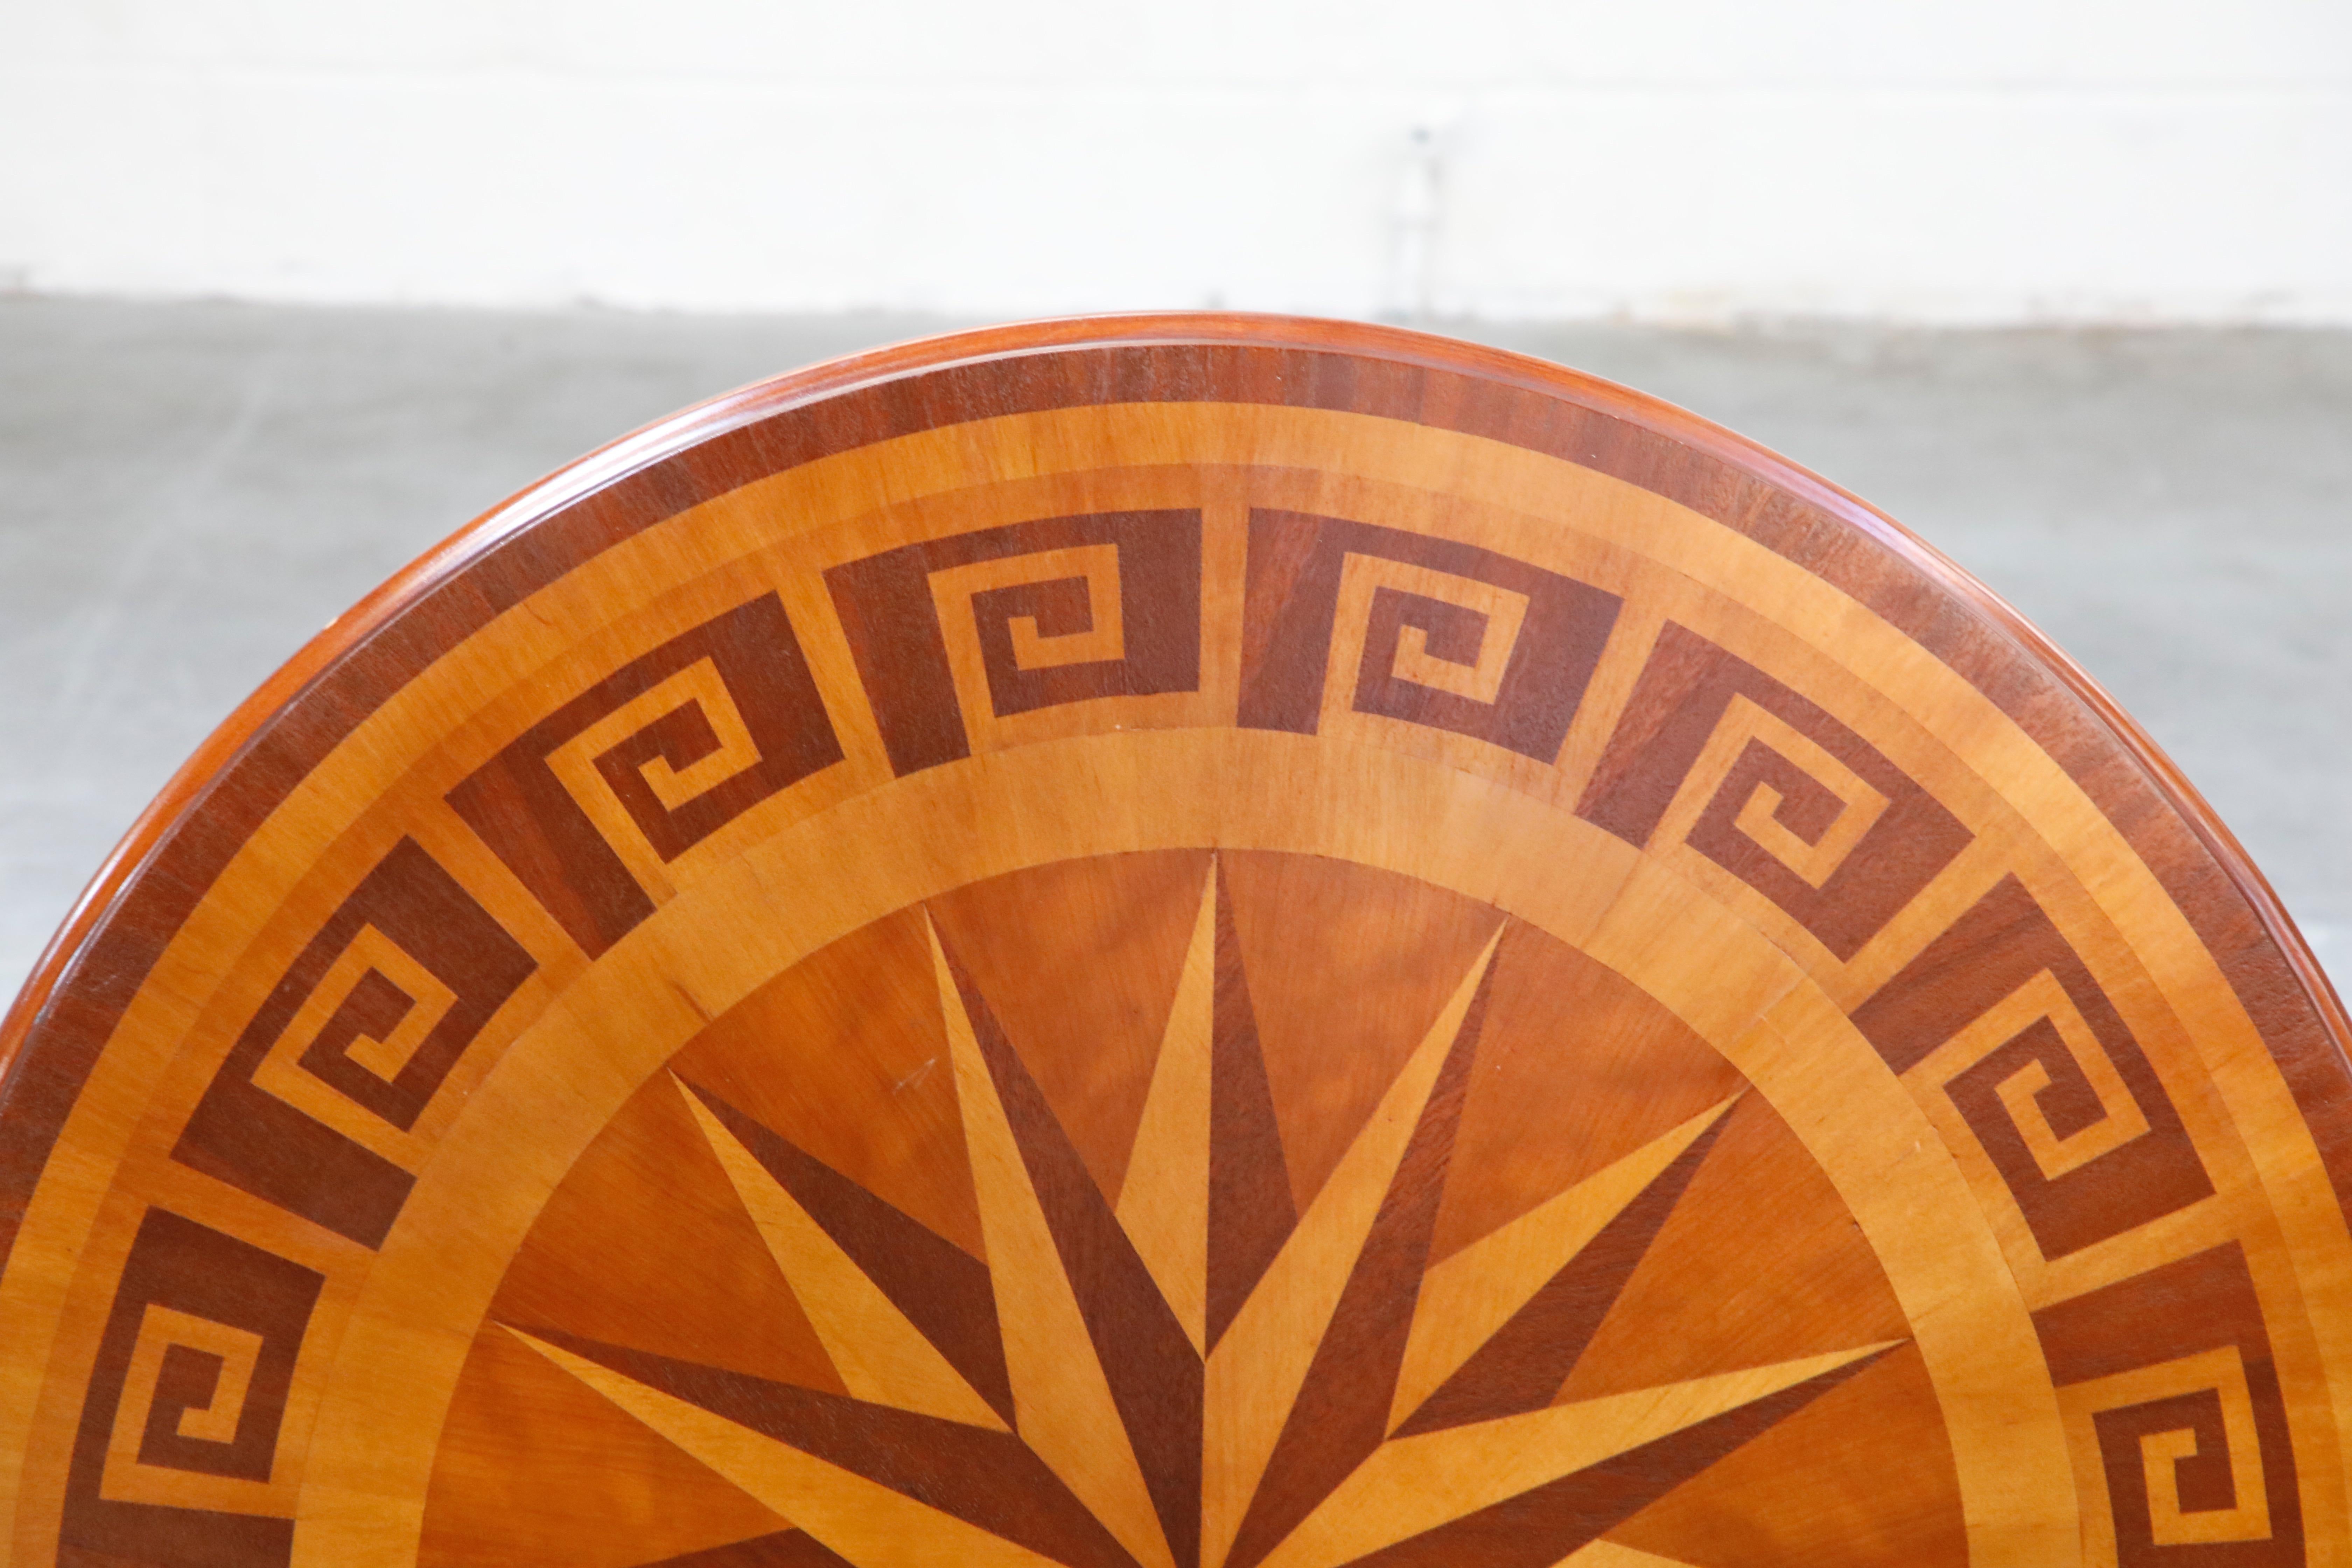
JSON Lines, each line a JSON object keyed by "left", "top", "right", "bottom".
{"left": 2, "top": 317, "right": 2346, "bottom": 1568}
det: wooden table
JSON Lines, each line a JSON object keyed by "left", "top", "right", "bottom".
{"left": 3, "top": 316, "right": 2345, "bottom": 1567}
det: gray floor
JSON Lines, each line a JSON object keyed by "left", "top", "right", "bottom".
{"left": 1, "top": 299, "right": 2346, "bottom": 1009}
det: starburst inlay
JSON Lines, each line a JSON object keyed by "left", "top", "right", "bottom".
{"left": 488, "top": 857, "right": 1906, "bottom": 1568}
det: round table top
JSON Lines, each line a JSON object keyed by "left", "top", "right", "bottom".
{"left": 3, "top": 316, "right": 2347, "bottom": 1568}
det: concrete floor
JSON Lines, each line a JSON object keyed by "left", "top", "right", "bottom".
{"left": 1, "top": 299, "right": 2345, "bottom": 1007}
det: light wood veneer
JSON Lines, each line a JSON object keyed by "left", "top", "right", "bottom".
{"left": 2, "top": 316, "right": 2347, "bottom": 1568}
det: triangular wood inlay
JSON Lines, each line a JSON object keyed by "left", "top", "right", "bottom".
{"left": 1220, "top": 851, "right": 1504, "bottom": 1213}
{"left": 1430, "top": 924, "right": 1744, "bottom": 1265}
{"left": 491, "top": 1072, "right": 843, "bottom": 1394}
{"left": 1604, "top": 1343, "right": 1965, "bottom": 1568}
{"left": 420, "top": 1324, "right": 793, "bottom": 1568}
{"left": 672, "top": 905, "right": 984, "bottom": 1258}
{"left": 931, "top": 850, "right": 1209, "bottom": 1204}
{"left": 1556, "top": 1096, "right": 1907, "bottom": 1404}
{"left": 635, "top": 1532, "right": 854, "bottom": 1567}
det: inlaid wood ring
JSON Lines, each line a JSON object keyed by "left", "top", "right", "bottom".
{"left": 3, "top": 316, "right": 2346, "bottom": 1568}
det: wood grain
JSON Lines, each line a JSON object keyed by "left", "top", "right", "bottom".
{"left": 0, "top": 315, "right": 2346, "bottom": 1568}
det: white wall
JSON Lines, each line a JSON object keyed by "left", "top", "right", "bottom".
{"left": 2, "top": 0, "right": 2347, "bottom": 322}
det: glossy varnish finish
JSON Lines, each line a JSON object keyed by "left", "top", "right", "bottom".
{"left": 2, "top": 316, "right": 2348, "bottom": 1568}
